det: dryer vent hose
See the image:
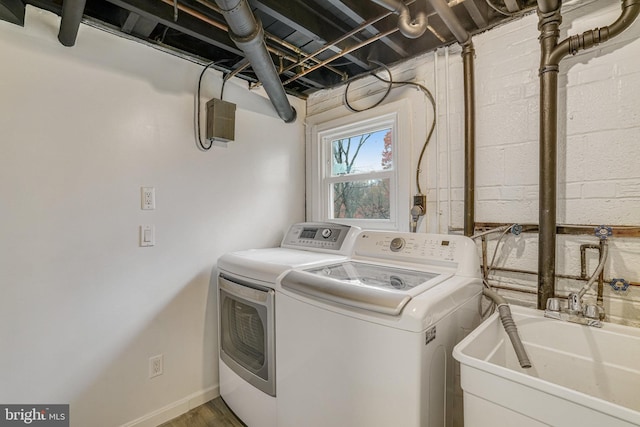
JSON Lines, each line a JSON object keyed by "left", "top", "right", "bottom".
{"left": 483, "top": 288, "right": 532, "bottom": 369}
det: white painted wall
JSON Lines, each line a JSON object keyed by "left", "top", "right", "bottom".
{"left": 307, "top": 0, "right": 640, "bottom": 326}
{"left": 0, "top": 7, "right": 305, "bottom": 427}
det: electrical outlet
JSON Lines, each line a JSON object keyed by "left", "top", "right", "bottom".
{"left": 141, "top": 187, "right": 155, "bottom": 210}
{"left": 413, "top": 194, "right": 426, "bottom": 215}
{"left": 149, "top": 354, "right": 163, "bottom": 378}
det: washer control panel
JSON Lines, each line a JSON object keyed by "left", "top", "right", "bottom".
{"left": 353, "top": 231, "right": 480, "bottom": 277}
{"left": 281, "top": 222, "right": 360, "bottom": 253}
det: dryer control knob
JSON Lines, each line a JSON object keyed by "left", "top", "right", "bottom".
{"left": 390, "top": 237, "right": 405, "bottom": 252}
{"left": 321, "top": 228, "right": 332, "bottom": 239}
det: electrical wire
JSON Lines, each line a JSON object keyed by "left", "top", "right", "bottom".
{"left": 195, "top": 61, "right": 218, "bottom": 151}
{"left": 342, "top": 61, "right": 437, "bottom": 195}
{"left": 485, "top": 0, "right": 518, "bottom": 16}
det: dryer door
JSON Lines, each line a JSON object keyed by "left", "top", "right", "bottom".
{"left": 219, "top": 274, "right": 275, "bottom": 396}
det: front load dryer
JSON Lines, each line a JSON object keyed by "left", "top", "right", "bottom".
{"left": 216, "top": 222, "right": 359, "bottom": 427}
{"left": 276, "top": 230, "right": 484, "bottom": 427}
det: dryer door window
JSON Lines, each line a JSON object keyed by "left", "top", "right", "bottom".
{"left": 219, "top": 274, "right": 275, "bottom": 396}
{"left": 222, "top": 297, "right": 266, "bottom": 374}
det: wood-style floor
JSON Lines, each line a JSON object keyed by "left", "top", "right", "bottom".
{"left": 159, "top": 397, "right": 246, "bottom": 427}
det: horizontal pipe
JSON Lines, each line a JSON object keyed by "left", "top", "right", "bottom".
{"left": 487, "top": 266, "right": 640, "bottom": 288}
{"left": 473, "top": 222, "right": 640, "bottom": 237}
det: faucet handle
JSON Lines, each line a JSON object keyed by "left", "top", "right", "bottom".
{"left": 567, "top": 293, "right": 582, "bottom": 313}
{"left": 584, "top": 304, "right": 600, "bottom": 320}
{"left": 546, "top": 298, "right": 561, "bottom": 312}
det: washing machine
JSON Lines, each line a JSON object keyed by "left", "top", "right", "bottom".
{"left": 216, "top": 222, "right": 360, "bottom": 427}
{"left": 276, "top": 230, "right": 483, "bottom": 427}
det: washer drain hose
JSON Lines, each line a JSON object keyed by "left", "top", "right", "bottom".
{"left": 483, "top": 288, "right": 532, "bottom": 368}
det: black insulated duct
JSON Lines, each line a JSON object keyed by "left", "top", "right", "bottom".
{"left": 58, "top": 0, "right": 87, "bottom": 46}
{"left": 213, "top": 0, "right": 296, "bottom": 123}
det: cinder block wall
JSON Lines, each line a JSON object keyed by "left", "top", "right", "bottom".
{"left": 307, "top": 0, "right": 640, "bottom": 326}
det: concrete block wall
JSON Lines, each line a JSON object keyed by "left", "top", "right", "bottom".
{"left": 307, "top": 0, "right": 640, "bottom": 326}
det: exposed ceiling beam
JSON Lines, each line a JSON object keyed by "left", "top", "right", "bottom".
{"left": 0, "top": 0, "right": 25, "bottom": 25}
{"left": 121, "top": 11, "right": 158, "bottom": 37}
{"left": 105, "top": 0, "right": 243, "bottom": 55}
{"left": 315, "top": 0, "right": 409, "bottom": 58}
{"left": 250, "top": 0, "right": 370, "bottom": 70}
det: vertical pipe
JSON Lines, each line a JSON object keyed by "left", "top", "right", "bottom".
{"left": 58, "top": 0, "right": 87, "bottom": 46}
{"left": 445, "top": 47, "right": 453, "bottom": 230}
{"left": 425, "top": 0, "right": 475, "bottom": 236}
{"left": 434, "top": 50, "right": 440, "bottom": 232}
{"left": 537, "top": 6, "right": 562, "bottom": 309}
{"left": 536, "top": 0, "right": 639, "bottom": 309}
{"left": 462, "top": 43, "right": 475, "bottom": 236}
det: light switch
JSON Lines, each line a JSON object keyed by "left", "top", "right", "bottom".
{"left": 140, "top": 225, "right": 155, "bottom": 247}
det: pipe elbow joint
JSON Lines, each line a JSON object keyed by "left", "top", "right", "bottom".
{"left": 398, "top": 11, "right": 428, "bottom": 38}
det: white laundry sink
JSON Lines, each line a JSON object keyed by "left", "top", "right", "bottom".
{"left": 453, "top": 304, "right": 640, "bottom": 427}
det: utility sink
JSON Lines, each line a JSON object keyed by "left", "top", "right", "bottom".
{"left": 453, "top": 304, "right": 640, "bottom": 427}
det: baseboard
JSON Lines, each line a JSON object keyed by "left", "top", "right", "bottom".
{"left": 120, "top": 385, "right": 220, "bottom": 427}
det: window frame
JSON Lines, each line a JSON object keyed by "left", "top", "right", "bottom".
{"left": 307, "top": 99, "right": 411, "bottom": 231}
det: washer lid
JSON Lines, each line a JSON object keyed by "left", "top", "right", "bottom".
{"left": 307, "top": 262, "right": 439, "bottom": 291}
{"left": 280, "top": 261, "right": 452, "bottom": 316}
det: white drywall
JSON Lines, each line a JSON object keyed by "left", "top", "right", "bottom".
{"left": 0, "top": 7, "right": 305, "bottom": 426}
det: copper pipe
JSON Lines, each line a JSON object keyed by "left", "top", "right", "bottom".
{"left": 474, "top": 222, "right": 640, "bottom": 237}
{"left": 279, "top": 11, "right": 395, "bottom": 77}
{"left": 160, "top": 0, "right": 345, "bottom": 80}
{"left": 282, "top": 28, "right": 398, "bottom": 86}
{"left": 191, "top": 0, "right": 346, "bottom": 79}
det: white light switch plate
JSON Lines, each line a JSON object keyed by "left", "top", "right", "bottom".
{"left": 140, "top": 225, "right": 155, "bottom": 247}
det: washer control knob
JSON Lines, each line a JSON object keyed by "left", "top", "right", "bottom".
{"left": 321, "top": 228, "right": 332, "bottom": 239}
{"left": 390, "top": 237, "right": 405, "bottom": 252}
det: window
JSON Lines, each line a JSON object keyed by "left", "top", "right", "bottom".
{"left": 308, "top": 100, "right": 411, "bottom": 230}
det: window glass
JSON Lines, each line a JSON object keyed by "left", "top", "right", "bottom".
{"left": 331, "top": 128, "right": 392, "bottom": 176}
{"left": 332, "top": 178, "right": 390, "bottom": 219}
{"left": 308, "top": 99, "right": 410, "bottom": 231}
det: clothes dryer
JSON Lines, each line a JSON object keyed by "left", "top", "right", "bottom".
{"left": 216, "top": 222, "right": 359, "bottom": 427}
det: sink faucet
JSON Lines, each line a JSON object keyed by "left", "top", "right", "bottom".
{"left": 544, "top": 233, "right": 610, "bottom": 328}
{"left": 544, "top": 296, "right": 603, "bottom": 328}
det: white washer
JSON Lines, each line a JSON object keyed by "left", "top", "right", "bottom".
{"left": 216, "top": 222, "right": 360, "bottom": 427}
{"left": 276, "top": 231, "right": 483, "bottom": 427}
